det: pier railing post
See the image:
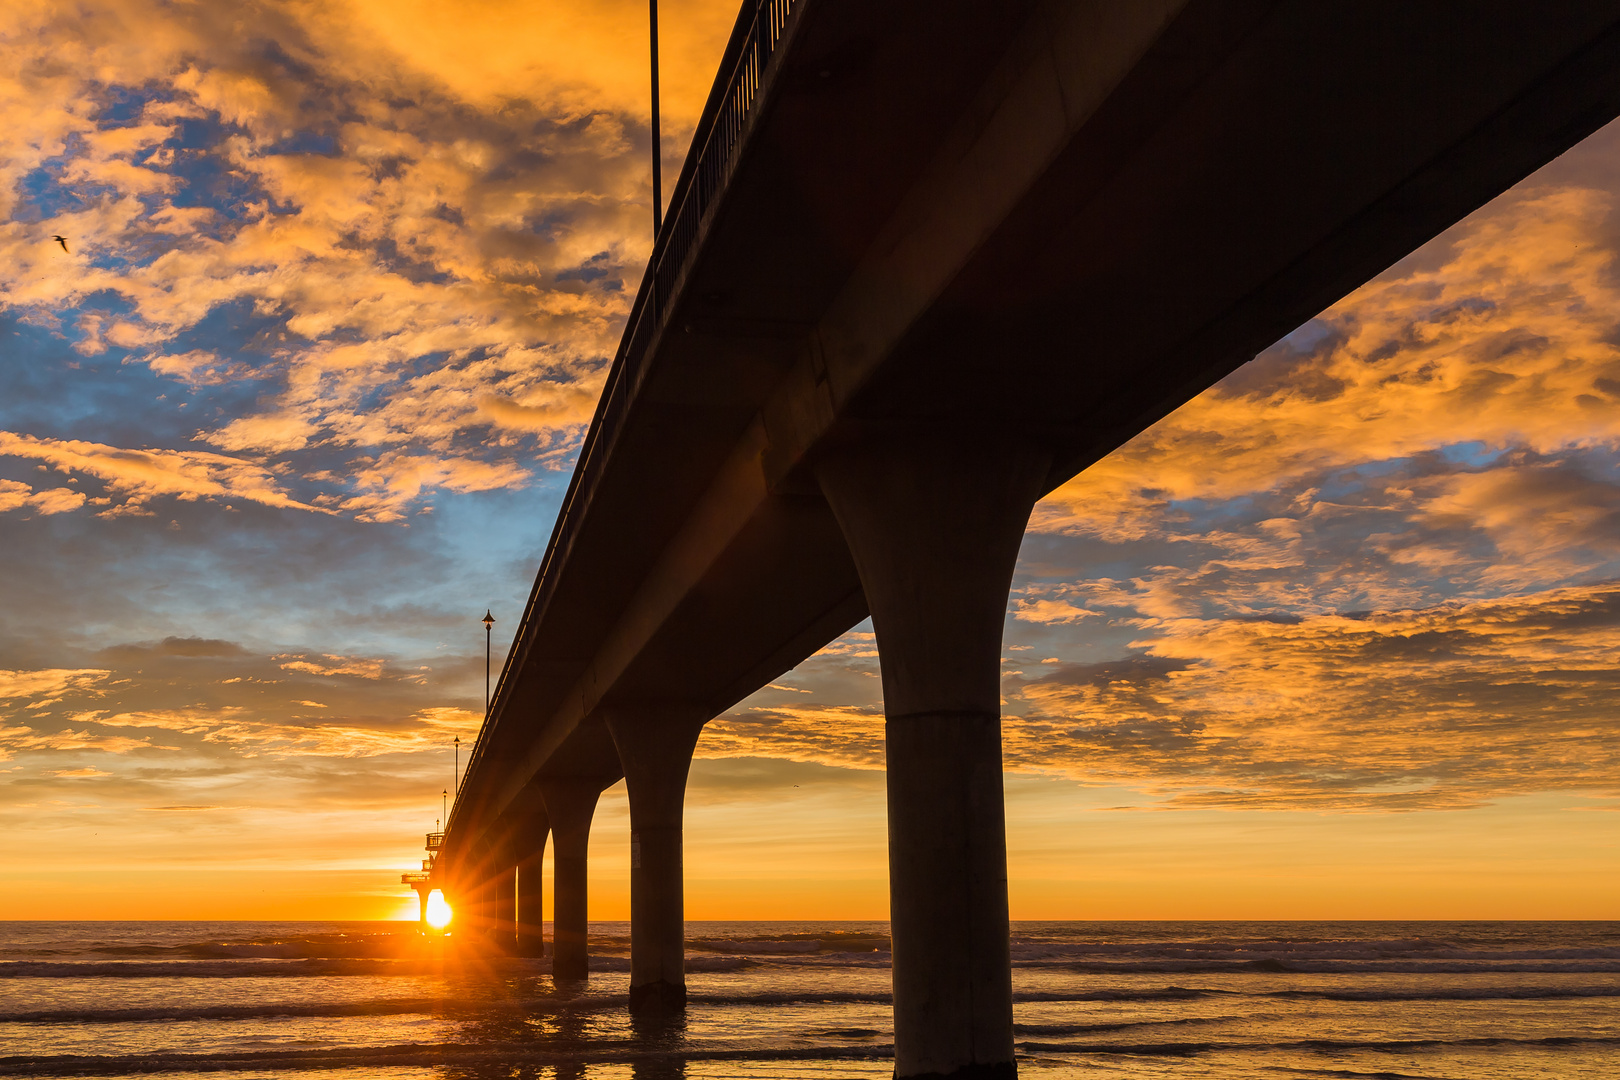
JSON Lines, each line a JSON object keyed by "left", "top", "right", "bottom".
{"left": 604, "top": 705, "right": 708, "bottom": 1013}
{"left": 539, "top": 778, "right": 610, "bottom": 981}
{"left": 815, "top": 431, "right": 1047, "bottom": 1080}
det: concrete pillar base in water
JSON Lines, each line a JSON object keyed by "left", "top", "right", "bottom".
{"left": 816, "top": 432, "right": 1048, "bottom": 1080}
{"left": 604, "top": 705, "right": 708, "bottom": 1014}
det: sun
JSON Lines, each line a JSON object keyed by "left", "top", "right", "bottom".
{"left": 425, "top": 890, "right": 452, "bottom": 930}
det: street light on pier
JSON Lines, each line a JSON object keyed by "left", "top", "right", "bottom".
{"left": 482, "top": 609, "right": 495, "bottom": 718}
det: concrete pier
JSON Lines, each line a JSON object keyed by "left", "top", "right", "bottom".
{"left": 604, "top": 706, "right": 708, "bottom": 1013}
{"left": 817, "top": 433, "right": 1048, "bottom": 1080}
{"left": 539, "top": 779, "right": 608, "bottom": 981}
{"left": 514, "top": 810, "right": 550, "bottom": 957}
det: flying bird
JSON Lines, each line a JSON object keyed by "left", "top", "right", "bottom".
{"left": 51, "top": 235, "right": 69, "bottom": 253}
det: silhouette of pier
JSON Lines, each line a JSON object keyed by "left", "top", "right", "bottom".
{"left": 414, "top": 2, "right": 1620, "bottom": 1074}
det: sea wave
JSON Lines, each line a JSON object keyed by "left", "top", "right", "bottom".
{"left": 6, "top": 978, "right": 1617, "bottom": 1019}
{"left": 3, "top": 1034, "right": 1616, "bottom": 1077}
{"left": 1051, "top": 958, "right": 1620, "bottom": 974}
{"left": 0, "top": 958, "right": 426, "bottom": 979}
{"left": 1006, "top": 937, "right": 1620, "bottom": 960}
{"left": 0, "top": 1042, "right": 896, "bottom": 1077}
{"left": 1015, "top": 1035, "right": 1620, "bottom": 1056}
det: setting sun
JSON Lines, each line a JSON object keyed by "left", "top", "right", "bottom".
{"left": 424, "top": 890, "right": 452, "bottom": 930}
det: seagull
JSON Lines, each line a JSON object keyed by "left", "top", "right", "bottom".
{"left": 51, "top": 235, "right": 69, "bottom": 253}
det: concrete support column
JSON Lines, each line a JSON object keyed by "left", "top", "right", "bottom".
{"left": 539, "top": 779, "right": 607, "bottom": 981}
{"left": 490, "top": 860, "right": 518, "bottom": 949}
{"left": 459, "top": 838, "right": 508, "bottom": 946}
{"left": 604, "top": 706, "right": 708, "bottom": 1013}
{"left": 448, "top": 855, "right": 480, "bottom": 938}
{"left": 816, "top": 432, "right": 1048, "bottom": 1080}
{"left": 414, "top": 886, "right": 429, "bottom": 930}
{"left": 515, "top": 810, "right": 550, "bottom": 958}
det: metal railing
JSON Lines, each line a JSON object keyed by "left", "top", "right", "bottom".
{"left": 425, "top": 832, "right": 444, "bottom": 850}
{"left": 401, "top": 870, "right": 432, "bottom": 884}
{"left": 451, "top": 0, "right": 806, "bottom": 837}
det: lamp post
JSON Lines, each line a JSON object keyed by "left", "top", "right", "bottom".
{"left": 482, "top": 610, "right": 495, "bottom": 718}
{"left": 453, "top": 736, "right": 460, "bottom": 797}
{"left": 650, "top": 0, "right": 662, "bottom": 236}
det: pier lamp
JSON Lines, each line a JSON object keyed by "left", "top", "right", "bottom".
{"left": 482, "top": 609, "right": 495, "bottom": 718}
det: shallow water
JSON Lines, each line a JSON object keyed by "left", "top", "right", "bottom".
{"left": 0, "top": 920, "right": 1615, "bottom": 1077}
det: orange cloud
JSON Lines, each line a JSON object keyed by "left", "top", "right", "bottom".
{"left": 275, "top": 654, "right": 388, "bottom": 680}
{"left": 1011, "top": 598, "right": 1097, "bottom": 625}
{"left": 333, "top": 452, "right": 529, "bottom": 523}
{"left": 92, "top": 703, "right": 481, "bottom": 757}
{"left": 0, "top": 723, "right": 156, "bottom": 756}
{"left": 0, "top": 0, "right": 714, "bottom": 521}
{"left": 1035, "top": 186, "right": 1620, "bottom": 541}
{"left": 0, "top": 432, "right": 327, "bottom": 516}
{"left": 1002, "top": 583, "right": 1620, "bottom": 810}
{"left": 0, "top": 479, "right": 86, "bottom": 516}
{"left": 319, "top": 0, "right": 738, "bottom": 122}
{"left": 0, "top": 669, "right": 110, "bottom": 703}
{"left": 702, "top": 704, "right": 887, "bottom": 771}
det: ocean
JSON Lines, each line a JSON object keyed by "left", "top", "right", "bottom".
{"left": 0, "top": 920, "right": 1615, "bottom": 1077}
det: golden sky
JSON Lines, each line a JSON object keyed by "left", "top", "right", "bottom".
{"left": 1, "top": 0, "right": 1617, "bottom": 921}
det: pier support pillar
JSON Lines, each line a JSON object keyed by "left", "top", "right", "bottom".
{"left": 515, "top": 810, "right": 550, "bottom": 958}
{"left": 460, "top": 835, "right": 510, "bottom": 947}
{"left": 816, "top": 432, "right": 1048, "bottom": 1080}
{"left": 605, "top": 706, "right": 708, "bottom": 1013}
{"left": 540, "top": 779, "right": 608, "bottom": 981}
{"left": 414, "top": 885, "right": 429, "bottom": 930}
{"left": 489, "top": 860, "right": 518, "bottom": 950}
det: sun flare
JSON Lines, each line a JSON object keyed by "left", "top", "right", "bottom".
{"left": 425, "top": 890, "right": 452, "bottom": 930}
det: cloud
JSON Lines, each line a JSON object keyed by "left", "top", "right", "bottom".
{"left": 0, "top": 479, "right": 86, "bottom": 516}
{"left": 1000, "top": 583, "right": 1620, "bottom": 810}
{"left": 0, "top": 724, "right": 155, "bottom": 755}
{"left": 1011, "top": 598, "right": 1097, "bottom": 625}
{"left": 204, "top": 411, "right": 319, "bottom": 454}
{"left": 0, "top": 0, "right": 693, "bottom": 522}
{"left": 75, "top": 698, "right": 480, "bottom": 758}
{"left": 275, "top": 653, "right": 387, "bottom": 679}
{"left": 1034, "top": 185, "right": 1620, "bottom": 543}
{"left": 140, "top": 350, "right": 249, "bottom": 387}
{"left": 331, "top": 452, "right": 529, "bottom": 523}
{"left": 0, "top": 669, "right": 110, "bottom": 702}
{"left": 702, "top": 704, "right": 887, "bottom": 771}
{"left": 0, "top": 432, "right": 327, "bottom": 517}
